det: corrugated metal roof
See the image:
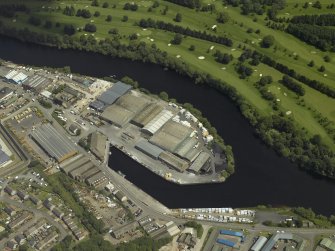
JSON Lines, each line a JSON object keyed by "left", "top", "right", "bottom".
{"left": 143, "top": 109, "right": 173, "bottom": 135}
{"left": 251, "top": 236, "right": 267, "bottom": 251}
{"left": 188, "top": 151, "right": 210, "bottom": 172}
{"left": 97, "top": 81, "right": 131, "bottom": 105}
{"left": 135, "top": 139, "right": 164, "bottom": 158}
{"left": 261, "top": 233, "right": 293, "bottom": 251}
{"left": 0, "top": 148, "right": 9, "bottom": 166}
{"left": 30, "top": 123, "right": 77, "bottom": 162}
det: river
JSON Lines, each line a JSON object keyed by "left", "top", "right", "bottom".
{"left": 0, "top": 36, "right": 334, "bottom": 216}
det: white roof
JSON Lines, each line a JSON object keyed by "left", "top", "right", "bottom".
{"left": 12, "top": 72, "right": 28, "bottom": 83}
{"left": 143, "top": 109, "right": 173, "bottom": 135}
{"left": 5, "top": 70, "right": 18, "bottom": 79}
{"left": 41, "top": 90, "right": 52, "bottom": 98}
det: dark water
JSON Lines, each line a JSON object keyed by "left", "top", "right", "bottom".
{"left": 1, "top": 36, "right": 335, "bottom": 216}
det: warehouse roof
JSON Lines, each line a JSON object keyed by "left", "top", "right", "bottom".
{"left": 116, "top": 93, "right": 149, "bottom": 113}
{"left": 131, "top": 103, "right": 164, "bottom": 127}
{"left": 142, "top": 109, "right": 173, "bottom": 135}
{"left": 188, "top": 152, "right": 211, "bottom": 173}
{"left": 98, "top": 81, "right": 131, "bottom": 105}
{"left": 135, "top": 139, "right": 164, "bottom": 159}
{"left": 5, "top": 70, "right": 28, "bottom": 84}
{"left": 321, "top": 238, "right": 335, "bottom": 251}
{"left": 261, "top": 233, "right": 293, "bottom": 251}
{"left": 101, "top": 105, "right": 134, "bottom": 127}
{"left": 0, "top": 145, "right": 10, "bottom": 166}
{"left": 0, "top": 87, "right": 13, "bottom": 101}
{"left": 159, "top": 151, "right": 189, "bottom": 172}
{"left": 251, "top": 236, "right": 267, "bottom": 251}
{"left": 23, "top": 74, "right": 50, "bottom": 91}
{"left": 90, "top": 100, "right": 105, "bottom": 111}
{"left": 30, "top": 123, "right": 77, "bottom": 162}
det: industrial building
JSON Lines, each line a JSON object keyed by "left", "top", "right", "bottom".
{"left": 30, "top": 123, "right": 78, "bottom": 163}
{"left": 0, "top": 145, "right": 10, "bottom": 167}
{"left": 135, "top": 139, "right": 164, "bottom": 159}
{"left": 320, "top": 238, "right": 335, "bottom": 251}
{"left": 251, "top": 236, "right": 268, "bottom": 251}
{"left": 4, "top": 70, "right": 28, "bottom": 84}
{"left": 158, "top": 151, "right": 189, "bottom": 172}
{"left": 101, "top": 105, "right": 134, "bottom": 128}
{"left": 149, "top": 120, "right": 193, "bottom": 152}
{"left": 85, "top": 171, "right": 108, "bottom": 187}
{"left": 131, "top": 103, "right": 163, "bottom": 128}
{"left": 89, "top": 132, "right": 107, "bottom": 161}
{"left": 261, "top": 233, "right": 306, "bottom": 251}
{"left": 216, "top": 238, "right": 236, "bottom": 248}
{"left": 90, "top": 81, "right": 132, "bottom": 111}
{"left": 188, "top": 152, "right": 211, "bottom": 173}
{"left": 22, "top": 74, "right": 51, "bottom": 92}
{"left": 142, "top": 109, "right": 174, "bottom": 135}
{"left": 174, "top": 137, "right": 200, "bottom": 162}
{"left": 101, "top": 93, "right": 149, "bottom": 127}
{"left": 111, "top": 221, "right": 139, "bottom": 239}
{"left": 0, "top": 87, "right": 13, "bottom": 103}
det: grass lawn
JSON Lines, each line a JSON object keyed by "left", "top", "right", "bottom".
{"left": 1, "top": 0, "right": 335, "bottom": 151}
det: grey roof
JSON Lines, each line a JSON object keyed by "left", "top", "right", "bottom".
{"left": 0, "top": 146, "right": 10, "bottom": 166}
{"left": 30, "top": 123, "right": 77, "bottom": 162}
{"left": 261, "top": 233, "right": 294, "bottom": 251}
{"left": 251, "top": 236, "right": 267, "bottom": 251}
{"left": 135, "top": 139, "right": 164, "bottom": 159}
{"left": 188, "top": 152, "right": 210, "bottom": 172}
{"left": 90, "top": 100, "right": 105, "bottom": 111}
{"left": 97, "top": 81, "right": 131, "bottom": 105}
{"left": 0, "top": 87, "right": 13, "bottom": 100}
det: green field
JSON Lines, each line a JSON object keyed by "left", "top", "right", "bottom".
{"left": 0, "top": 0, "right": 335, "bottom": 153}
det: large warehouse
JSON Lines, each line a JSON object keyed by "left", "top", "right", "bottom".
{"left": 90, "top": 81, "right": 132, "bottom": 111}
{"left": 30, "top": 123, "right": 78, "bottom": 163}
{"left": 101, "top": 93, "right": 149, "bottom": 127}
{"left": 23, "top": 74, "right": 51, "bottom": 93}
{"left": 174, "top": 137, "right": 201, "bottom": 162}
{"left": 142, "top": 109, "right": 174, "bottom": 135}
{"left": 188, "top": 151, "right": 211, "bottom": 173}
{"left": 158, "top": 151, "right": 189, "bottom": 173}
{"left": 149, "top": 120, "right": 193, "bottom": 152}
{"left": 131, "top": 103, "right": 163, "bottom": 128}
{"left": 135, "top": 139, "right": 164, "bottom": 159}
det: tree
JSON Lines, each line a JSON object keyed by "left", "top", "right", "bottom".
{"left": 108, "top": 28, "right": 118, "bottom": 34}
{"left": 102, "top": 2, "right": 109, "bottom": 8}
{"left": 189, "top": 45, "right": 195, "bottom": 51}
{"left": 159, "top": 91, "right": 169, "bottom": 101}
{"left": 318, "top": 65, "right": 326, "bottom": 72}
{"left": 261, "top": 35, "right": 275, "bottom": 48}
{"left": 259, "top": 76, "right": 273, "bottom": 86}
{"left": 84, "top": 23, "right": 97, "bottom": 33}
{"left": 313, "top": 1, "right": 322, "bottom": 9}
{"left": 324, "top": 55, "right": 331, "bottom": 62}
{"left": 44, "top": 20, "right": 52, "bottom": 29}
{"left": 91, "top": 0, "right": 99, "bottom": 7}
{"left": 217, "top": 12, "right": 229, "bottom": 23}
{"left": 122, "top": 15, "right": 128, "bottom": 22}
{"left": 106, "top": 15, "right": 112, "bottom": 22}
{"left": 94, "top": 11, "right": 100, "bottom": 17}
{"left": 28, "top": 16, "right": 41, "bottom": 26}
{"left": 308, "top": 60, "right": 314, "bottom": 67}
{"left": 64, "top": 24, "right": 76, "bottom": 35}
{"left": 171, "top": 34, "right": 183, "bottom": 45}
{"left": 174, "top": 13, "right": 182, "bottom": 22}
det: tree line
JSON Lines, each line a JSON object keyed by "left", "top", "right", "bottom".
{"left": 0, "top": 22, "right": 334, "bottom": 180}
{"left": 281, "top": 75, "right": 305, "bottom": 96}
{"left": 238, "top": 49, "right": 335, "bottom": 98}
{"left": 224, "top": 0, "right": 286, "bottom": 16}
{"left": 138, "top": 18, "right": 233, "bottom": 47}
{"left": 0, "top": 4, "right": 29, "bottom": 18}
{"left": 290, "top": 14, "right": 335, "bottom": 26}
{"left": 164, "top": 0, "right": 201, "bottom": 9}
{"left": 286, "top": 23, "right": 335, "bottom": 51}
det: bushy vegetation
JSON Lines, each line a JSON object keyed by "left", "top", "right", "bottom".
{"left": 184, "top": 221, "right": 203, "bottom": 238}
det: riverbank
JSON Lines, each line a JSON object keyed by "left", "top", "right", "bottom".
{"left": 1, "top": 37, "right": 335, "bottom": 216}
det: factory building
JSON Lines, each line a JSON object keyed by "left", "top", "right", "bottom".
{"left": 173, "top": 137, "right": 200, "bottom": 162}
{"left": 0, "top": 145, "right": 10, "bottom": 167}
{"left": 261, "top": 233, "right": 308, "bottom": 251}
{"left": 0, "top": 87, "right": 13, "bottom": 103}
{"left": 142, "top": 109, "right": 174, "bottom": 135}
{"left": 111, "top": 221, "right": 139, "bottom": 239}
{"left": 100, "top": 93, "right": 149, "bottom": 128}
{"left": 131, "top": 103, "right": 163, "bottom": 128}
{"left": 89, "top": 132, "right": 107, "bottom": 161}
{"left": 135, "top": 139, "right": 164, "bottom": 159}
{"left": 188, "top": 152, "right": 211, "bottom": 174}
{"left": 90, "top": 81, "right": 131, "bottom": 111}
{"left": 158, "top": 151, "right": 189, "bottom": 172}
{"left": 30, "top": 123, "right": 78, "bottom": 163}
{"left": 4, "top": 70, "right": 28, "bottom": 84}
{"left": 22, "top": 74, "right": 51, "bottom": 93}
{"left": 85, "top": 171, "right": 108, "bottom": 187}
{"left": 251, "top": 236, "right": 268, "bottom": 251}
{"left": 149, "top": 120, "right": 193, "bottom": 152}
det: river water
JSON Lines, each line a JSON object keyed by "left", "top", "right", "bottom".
{"left": 0, "top": 36, "right": 334, "bottom": 215}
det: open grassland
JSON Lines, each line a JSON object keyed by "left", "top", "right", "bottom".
{"left": 1, "top": 0, "right": 335, "bottom": 151}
